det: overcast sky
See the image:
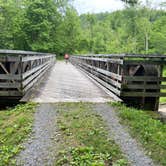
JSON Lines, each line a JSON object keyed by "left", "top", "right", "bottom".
{"left": 73, "top": 0, "right": 165, "bottom": 14}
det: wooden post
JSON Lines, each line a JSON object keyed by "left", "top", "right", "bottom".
{"left": 20, "top": 55, "right": 23, "bottom": 95}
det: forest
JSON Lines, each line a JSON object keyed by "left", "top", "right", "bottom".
{"left": 0, "top": 0, "right": 166, "bottom": 55}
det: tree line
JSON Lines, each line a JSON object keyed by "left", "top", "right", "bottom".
{"left": 0, "top": 0, "right": 166, "bottom": 55}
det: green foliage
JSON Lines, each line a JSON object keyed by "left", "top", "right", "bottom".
{"left": 78, "top": 6, "right": 166, "bottom": 55}
{"left": 0, "top": 103, "right": 36, "bottom": 166}
{"left": 151, "top": 15, "right": 166, "bottom": 54}
{"left": 111, "top": 103, "right": 166, "bottom": 165}
{"left": 0, "top": 0, "right": 165, "bottom": 55}
{"left": 0, "top": 0, "right": 80, "bottom": 55}
{"left": 56, "top": 103, "right": 128, "bottom": 166}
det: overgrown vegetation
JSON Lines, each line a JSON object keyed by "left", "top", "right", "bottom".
{"left": 111, "top": 102, "right": 166, "bottom": 166}
{"left": 56, "top": 103, "right": 128, "bottom": 165}
{"left": 0, "top": 103, "right": 36, "bottom": 166}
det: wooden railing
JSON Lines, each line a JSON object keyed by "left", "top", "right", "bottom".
{"left": 0, "top": 50, "right": 55, "bottom": 99}
{"left": 70, "top": 54, "right": 166, "bottom": 111}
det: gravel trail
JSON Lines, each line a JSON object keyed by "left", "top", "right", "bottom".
{"left": 16, "top": 102, "right": 156, "bottom": 166}
{"left": 94, "top": 103, "right": 155, "bottom": 166}
{"left": 16, "top": 103, "right": 59, "bottom": 166}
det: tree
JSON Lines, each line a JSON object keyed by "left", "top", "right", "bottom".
{"left": 136, "top": 17, "right": 151, "bottom": 53}
{"left": 62, "top": 7, "right": 80, "bottom": 53}
{"left": 0, "top": 0, "right": 25, "bottom": 49}
{"left": 151, "top": 15, "right": 166, "bottom": 54}
{"left": 22, "top": 0, "right": 60, "bottom": 51}
{"left": 121, "top": 0, "right": 139, "bottom": 6}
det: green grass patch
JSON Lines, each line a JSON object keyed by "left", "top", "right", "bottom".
{"left": 56, "top": 103, "right": 128, "bottom": 166}
{"left": 111, "top": 102, "right": 166, "bottom": 166}
{"left": 0, "top": 103, "right": 36, "bottom": 166}
{"left": 160, "top": 96, "right": 166, "bottom": 104}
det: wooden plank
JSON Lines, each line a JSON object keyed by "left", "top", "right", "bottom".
{"left": 22, "top": 61, "right": 50, "bottom": 79}
{"left": 124, "top": 60, "right": 166, "bottom": 65}
{"left": 78, "top": 64, "right": 121, "bottom": 96}
{"left": 0, "top": 49, "right": 55, "bottom": 56}
{"left": 0, "top": 55, "right": 54, "bottom": 62}
{"left": 22, "top": 55, "right": 54, "bottom": 62}
{"left": 123, "top": 54, "right": 166, "bottom": 58}
{"left": 122, "top": 84, "right": 166, "bottom": 90}
{"left": 81, "top": 63, "right": 122, "bottom": 81}
{"left": 0, "top": 74, "right": 21, "bottom": 80}
{"left": 77, "top": 57, "right": 123, "bottom": 64}
{"left": 123, "top": 76, "right": 166, "bottom": 81}
{"left": 10, "top": 62, "right": 20, "bottom": 74}
{"left": 0, "top": 82, "right": 20, "bottom": 88}
{"left": 85, "top": 66, "right": 122, "bottom": 88}
{"left": 77, "top": 66, "right": 122, "bottom": 102}
{"left": 121, "top": 92, "right": 166, "bottom": 97}
{"left": 72, "top": 54, "right": 166, "bottom": 59}
{"left": 0, "top": 90, "right": 22, "bottom": 96}
{"left": 22, "top": 63, "right": 50, "bottom": 87}
{"left": 0, "top": 56, "right": 20, "bottom": 62}
{"left": 23, "top": 65, "right": 50, "bottom": 92}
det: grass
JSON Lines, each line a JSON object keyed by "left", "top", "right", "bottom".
{"left": 160, "top": 96, "right": 166, "bottom": 104}
{"left": 0, "top": 103, "right": 36, "bottom": 166}
{"left": 56, "top": 103, "right": 128, "bottom": 166}
{"left": 111, "top": 102, "right": 166, "bottom": 166}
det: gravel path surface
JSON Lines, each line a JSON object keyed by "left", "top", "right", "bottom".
{"left": 16, "top": 104, "right": 59, "bottom": 166}
{"left": 94, "top": 103, "right": 155, "bottom": 166}
{"left": 16, "top": 102, "right": 156, "bottom": 166}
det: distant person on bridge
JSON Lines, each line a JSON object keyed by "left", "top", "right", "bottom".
{"left": 64, "top": 53, "right": 69, "bottom": 64}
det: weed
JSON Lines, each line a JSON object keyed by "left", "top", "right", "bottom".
{"left": 111, "top": 103, "right": 166, "bottom": 165}
{"left": 0, "top": 103, "right": 36, "bottom": 166}
{"left": 56, "top": 103, "right": 128, "bottom": 166}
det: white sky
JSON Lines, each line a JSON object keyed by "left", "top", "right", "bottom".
{"left": 73, "top": 0, "right": 166, "bottom": 14}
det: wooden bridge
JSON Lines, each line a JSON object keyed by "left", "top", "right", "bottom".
{"left": 1, "top": 50, "right": 166, "bottom": 111}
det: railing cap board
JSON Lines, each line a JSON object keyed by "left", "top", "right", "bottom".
{"left": 0, "top": 49, "right": 56, "bottom": 56}
{"left": 72, "top": 54, "right": 166, "bottom": 58}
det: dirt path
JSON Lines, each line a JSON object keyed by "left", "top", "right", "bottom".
{"left": 16, "top": 104, "right": 60, "bottom": 166}
{"left": 94, "top": 103, "right": 155, "bottom": 166}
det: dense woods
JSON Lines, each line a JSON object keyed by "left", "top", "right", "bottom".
{"left": 0, "top": 0, "right": 166, "bottom": 55}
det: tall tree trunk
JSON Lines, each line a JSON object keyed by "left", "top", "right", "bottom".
{"left": 145, "top": 33, "right": 149, "bottom": 53}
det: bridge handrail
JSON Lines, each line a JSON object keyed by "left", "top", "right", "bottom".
{"left": 0, "top": 49, "right": 54, "bottom": 56}
{"left": 73, "top": 54, "right": 166, "bottom": 58}
{"left": 0, "top": 49, "right": 56, "bottom": 99}
{"left": 71, "top": 54, "right": 166, "bottom": 111}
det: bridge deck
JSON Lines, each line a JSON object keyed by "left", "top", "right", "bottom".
{"left": 28, "top": 61, "right": 111, "bottom": 103}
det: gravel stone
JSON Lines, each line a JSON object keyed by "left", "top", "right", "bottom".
{"left": 94, "top": 103, "right": 156, "bottom": 166}
{"left": 16, "top": 103, "right": 59, "bottom": 166}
